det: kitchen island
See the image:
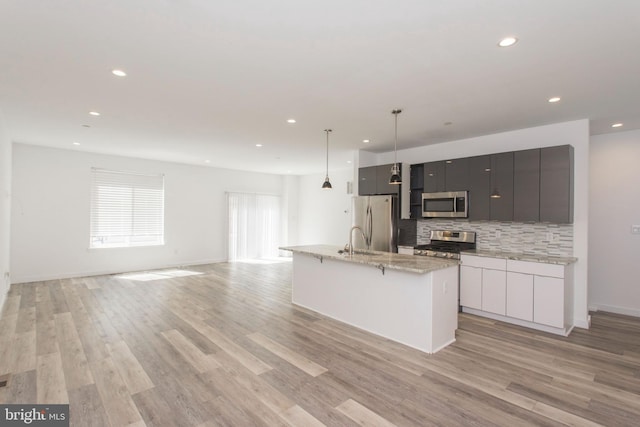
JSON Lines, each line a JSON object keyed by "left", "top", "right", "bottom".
{"left": 280, "top": 245, "right": 460, "bottom": 354}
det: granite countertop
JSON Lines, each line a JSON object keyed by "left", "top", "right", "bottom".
{"left": 280, "top": 244, "right": 459, "bottom": 274}
{"left": 461, "top": 249, "right": 578, "bottom": 265}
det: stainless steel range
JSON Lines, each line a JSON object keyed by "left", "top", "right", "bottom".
{"left": 414, "top": 230, "right": 476, "bottom": 259}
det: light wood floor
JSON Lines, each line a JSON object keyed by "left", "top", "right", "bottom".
{"left": 1, "top": 261, "right": 639, "bottom": 426}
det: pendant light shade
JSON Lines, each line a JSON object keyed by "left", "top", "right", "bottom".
{"left": 322, "top": 129, "right": 332, "bottom": 189}
{"left": 389, "top": 109, "right": 402, "bottom": 185}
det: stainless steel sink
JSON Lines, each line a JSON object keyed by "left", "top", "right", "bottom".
{"left": 338, "top": 249, "right": 376, "bottom": 256}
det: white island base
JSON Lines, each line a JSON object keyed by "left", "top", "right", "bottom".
{"left": 291, "top": 252, "right": 459, "bottom": 354}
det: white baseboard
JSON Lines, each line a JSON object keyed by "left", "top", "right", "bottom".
{"left": 573, "top": 318, "right": 590, "bottom": 329}
{"left": 11, "top": 257, "right": 227, "bottom": 284}
{"left": 589, "top": 304, "right": 640, "bottom": 318}
{"left": 462, "top": 307, "right": 571, "bottom": 336}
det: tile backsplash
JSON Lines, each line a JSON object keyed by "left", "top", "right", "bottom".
{"left": 416, "top": 219, "right": 573, "bottom": 257}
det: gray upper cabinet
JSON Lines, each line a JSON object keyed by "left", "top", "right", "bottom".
{"left": 444, "top": 158, "right": 469, "bottom": 191}
{"left": 490, "top": 152, "right": 514, "bottom": 221}
{"left": 540, "top": 145, "right": 574, "bottom": 223}
{"left": 409, "top": 143, "right": 573, "bottom": 223}
{"left": 376, "top": 164, "right": 400, "bottom": 195}
{"left": 514, "top": 149, "right": 541, "bottom": 222}
{"left": 358, "top": 163, "right": 401, "bottom": 195}
{"left": 423, "top": 161, "right": 446, "bottom": 193}
{"left": 409, "top": 164, "right": 424, "bottom": 219}
{"left": 358, "top": 166, "right": 377, "bottom": 195}
{"left": 467, "top": 155, "right": 491, "bottom": 220}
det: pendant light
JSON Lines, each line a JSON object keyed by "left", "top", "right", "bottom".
{"left": 321, "top": 129, "right": 333, "bottom": 189}
{"left": 389, "top": 109, "right": 402, "bottom": 185}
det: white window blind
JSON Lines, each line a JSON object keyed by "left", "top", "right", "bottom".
{"left": 90, "top": 168, "right": 165, "bottom": 248}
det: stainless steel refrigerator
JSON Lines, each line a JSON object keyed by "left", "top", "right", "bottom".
{"left": 351, "top": 195, "right": 399, "bottom": 253}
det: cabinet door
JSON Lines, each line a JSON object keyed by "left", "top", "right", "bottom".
{"left": 467, "top": 155, "right": 491, "bottom": 220}
{"left": 513, "top": 149, "right": 540, "bottom": 222}
{"left": 481, "top": 269, "right": 506, "bottom": 315}
{"left": 445, "top": 158, "right": 469, "bottom": 191}
{"left": 506, "top": 272, "right": 534, "bottom": 321}
{"left": 376, "top": 163, "right": 400, "bottom": 195}
{"left": 358, "top": 166, "right": 377, "bottom": 195}
{"left": 533, "top": 276, "right": 564, "bottom": 328}
{"left": 540, "top": 145, "right": 574, "bottom": 223}
{"left": 460, "top": 266, "right": 482, "bottom": 310}
{"left": 490, "top": 152, "right": 514, "bottom": 221}
{"left": 423, "top": 161, "right": 446, "bottom": 193}
{"left": 410, "top": 164, "right": 424, "bottom": 190}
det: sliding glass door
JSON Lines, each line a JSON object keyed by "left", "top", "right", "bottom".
{"left": 227, "top": 192, "right": 281, "bottom": 261}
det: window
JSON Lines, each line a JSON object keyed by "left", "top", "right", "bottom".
{"left": 90, "top": 168, "right": 165, "bottom": 248}
{"left": 227, "top": 192, "right": 280, "bottom": 261}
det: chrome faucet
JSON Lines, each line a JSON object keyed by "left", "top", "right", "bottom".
{"left": 348, "top": 225, "right": 366, "bottom": 256}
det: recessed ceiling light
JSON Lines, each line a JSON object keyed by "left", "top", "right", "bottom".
{"left": 548, "top": 97, "right": 561, "bottom": 103}
{"left": 89, "top": 111, "right": 100, "bottom": 116}
{"left": 347, "top": 160, "right": 352, "bottom": 164}
{"left": 287, "top": 119, "right": 296, "bottom": 124}
{"left": 72, "top": 142, "right": 80, "bottom": 146}
{"left": 256, "top": 144, "right": 263, "bottom": 147}
{"left": 287, "top": 170, "right": 292, "bottom": 174}
{"left": 112, "top": 69, "right": 127, "bottom": 77}
{"left": 444, "top": 122, "right": 453, "bottom": 126}
{"left": 498, "top": 37, "right": 518, "bottom": 47}
{"left": 82, "top": 124, "right": 91, "bottom": 128}
{"left": 612, "top": 123, "right": 623, "bottom": 128}
{"left": 204, "top": 160, "right": 211, "bottom": 163}
{"left": 362, "top": 139, "right": 370, "bottom": 143}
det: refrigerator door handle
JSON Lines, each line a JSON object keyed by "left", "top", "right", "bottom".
{"left": 364, "top": 205, "right": 369, "bottom": 248}
{"left": 367, "top": 205, "right": 373, "bottom": 248}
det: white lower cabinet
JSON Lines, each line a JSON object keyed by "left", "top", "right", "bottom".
{"left": 460, "top": 266, "right": 482, "bottom": 309}
{"left": 460, "top": 254, "right": 573, "bottom": 335}
{"left": 506, "top": 272, "right": 533, "bottom": 321}
{"left": 533, "top": 276, "right": 564, "bottom": 328}
{"left": 481, "top": 269, "right": 506, "bottom": 315}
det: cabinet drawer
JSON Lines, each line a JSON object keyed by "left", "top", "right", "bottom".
{"left": 507, "top": 259, "right": 565, "bottom": 278}
{"left": 461, "top": 255, "right": 506, "bottom": 270}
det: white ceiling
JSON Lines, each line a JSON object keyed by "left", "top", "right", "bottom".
{"left": 1, "top": 1, "right": 639, "bottom": 175}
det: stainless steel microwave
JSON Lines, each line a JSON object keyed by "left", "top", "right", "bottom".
{"left": 422, "top": 191, "right": 468, "bottom": 218}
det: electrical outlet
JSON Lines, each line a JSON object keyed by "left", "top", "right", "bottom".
{"left": 632, "top": 225, "right": 640, "bottom": 234}
{"left": 545, "top": 232, "right": 552, "bottom": 242}
{"left": 495, "top": 230, "right": 501, "bottom": 238}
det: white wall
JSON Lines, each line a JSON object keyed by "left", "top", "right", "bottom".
{"left": 11, "top": 144, "right": 284, "bottom": 283}
{"left": 280, "top": 175, "right": 299, "bottom": 251}
{"left": 0, "top": 113, "right": 11, "bottom": 311}
{"left": 589, "top": 130, "right": 640, "bottom": 316}
{"left": 296, "top": 168, "right": 354, "bottom": 247}
{"left": 369, "top": 120, "right": 591, "bottom": 328}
